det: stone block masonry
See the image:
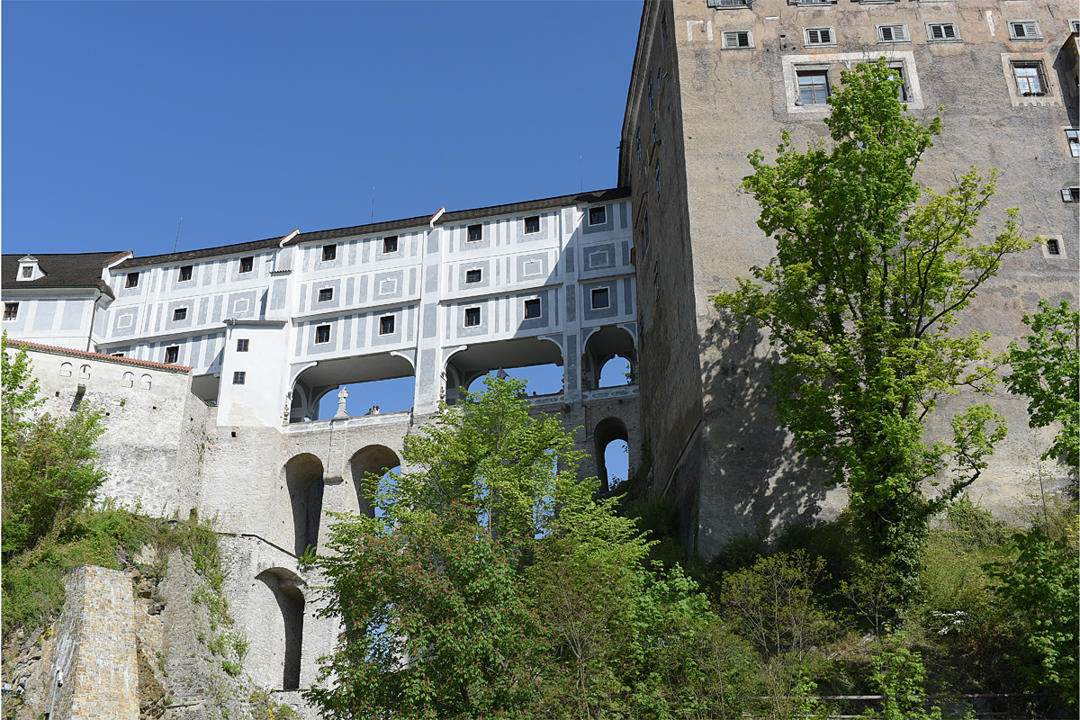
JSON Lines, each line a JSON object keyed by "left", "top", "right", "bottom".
{"left": 45, "top": 565, "right": 139, "bottom": 719}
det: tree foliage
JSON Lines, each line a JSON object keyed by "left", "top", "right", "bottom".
{"left": 713, "top": 60, "right": 1028, "bottom": 595}
{"left": 1003, "top": 299, "right": 1079, "bottom": 473}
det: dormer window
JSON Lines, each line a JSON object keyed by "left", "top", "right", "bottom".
{"left": 16, "top": 256, "right": 41, "bottom": 282}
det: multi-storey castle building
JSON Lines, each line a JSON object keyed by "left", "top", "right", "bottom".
{"left": 2, "top": 0, "right": 1077, "bottom": 706}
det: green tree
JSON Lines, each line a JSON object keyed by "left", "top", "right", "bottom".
{"left": 1003, "top": 299, "right": 1079, "bottom": 473}
{"left": 1, "top": 337, "right": 107, "bottom": 558}
{"left": 863, "top": 634, "right": 943, "bottom": 720}
{"left": 713, "top": 60, "right": 1028, "bottom": 597}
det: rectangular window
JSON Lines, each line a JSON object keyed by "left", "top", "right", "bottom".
{"left": 232, "top": 371, "right": 246, "bottom": 385}
{"left": 524, "top": 215, "right": 540, "bottom": 234}
{"left": 239, "top": 256, "right": 254, "bottom": 273}
{"left": 379, "top": 315, "right": 395, "bottom": 335}
{"left": 164, "top": 346, "right": 179, "bottom": 364}
{"left": 707, "top": 0, "right": 750, "bottom": 7}
{"left": 797, "top": 69, "right": 830, "bottom": 105}
{"left": 467, "top": 224, "right": 483, "bottom": 242}
{"left": 125, "top": 272, "right": 140, "bottom": 288}
{"left": 889, "top": 66, "right": 909, "bottom": 102}
{"left": 236, "top": 338, "right": 249, "bottom": 352}
{"left": 318, "top": 287, "right": 333, "bottom": 302}
{"left": 1067, "top": 129, "right": 1079, "bottom": 158}
{"left": 793, "top": 0, "right": 837, "bottom": 5}
{"left": 1047, "top": 238, "right": 1061, "bottom": 255}
{"left": 111, "top": 352, "right": 125, "bottom": 358}
{"left": 172, "top": 307, "right": 187, "bottom": 322}
{"left": 648, "top": 80, "right": 654, "bottom": 111}
{"left": 465, "top": 268, "right": 482, "bottom": 284}
{"left": 635, "top": 131, "right": 642, "bottom": 163}
{"left": 315, "top": 324, "right": 331, "bottom": 344}
{"left": 1012, "top": 61, "right": 1047, "bottom": 96}
{"left": 524, "top": 298, "right": 542, "bottom": 319}
{"left": 1062, "top": 187, "right": 1080, "bottom": 203}
{"left": 20, "top": 266, "right": 32, "bottom": 278}
{"left": 3, "top": 302, "right": 18, "bottom": 321}
{"left": 1072, "top": 19, "right": 1080, "bottom": 33}
{"left": 803, "top": 27, "right": 835, "bottom": 46}
{"left": 591, "top": 287, "right": 610, "bottom": 310}
{"left": 588, "top": 206, "right": 607, "bottom": 225}
{"left": 178, "top": 265, "right": 193, "bottom": 282}
{"left": 927, "top": 22, "right": 959, "bottom": 41}
{"left": 322, "top": 245, "right": 337, "bottom": 261}
{"left": 655, "top": 162, "right": 662, "bottom": 196}
{"left": 877, "top": 24, "right": 909, "bottom": 43}
{"left": 383, "top": 236, "right": 398, "bottom": 253}
{"left": 464, "top": 307, "right": 481, "bottom": 327}
{"left": 1008, "top": 21, "right": 1042, "bottom": 40}
{"left": 722, "top": 30, "right": 753, "bottom": 48}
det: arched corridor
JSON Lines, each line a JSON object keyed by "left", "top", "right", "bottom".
{"left": 284, "top": 454, "right": 324, "bottom": 556}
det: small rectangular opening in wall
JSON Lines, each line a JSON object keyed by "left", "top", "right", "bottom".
{"left": 126, "top": 272, "right": 140, "bottom": 288}
{"left": 467, "top": 224, "right": 483, "bottom": 242}
{"left": 318, "top": 287, "right": 334, "bottom": 302}
{"left": 164, "top": 346, "right": 179, "bottom": 364}
{"left": 239, "top": 256, "right": 254, "bottom": 273}
{"left": 383, "top": 236, "right": 398, "bottom": 253}
{"left": 877, "top": 24, "right": 908, "bottom": 43}
{"left": 1046, "top": 238, "right": 1061, "bottom": 255}
{"left": 1008, "top": 20, "right": 1042, "bottom": 40}
{"left": 232, "top": 371, "right": 246, "bottom": 385}
{"left": 1067, "top": 129, "right": 1079, "bottom": 158}
{"left": 464, "top": 307, "right": 481, "bottom": 327}
{"left": 315, "top": 324, "right": 331, "bottom": 344}
{"left": 178, "top": 265, "right": 193, "bottom": 282}
{"left": 1062, "top": 187, "right": 1080, "bottom": 202}
{"left": 796, "top": 68, "right": 830, "bottom": 105}
{"left": 524, "top": 215, "right": 540, "bottom": 234}
{"left": 927, "top": 22, "right": 959, "bottom": 41}
{"left": 3, "top": 302, "right": 19, "bottom": 321}
{"left": 321, "top": 244, "right": 337, "bottom": 261}
{"left": 591, "top": 287, "right": 610, "bottom": 309}
{"left": 588, "top": 206, "right": 607, "bottom": 226}
{"left": 236, "top": 338, "right": 249, "bottom": 352}
{"left": 465, "top": 268, "right": 482, "bottom": 284}
{"left": 379, "top": 315, "right": 395, "bottom": 335}
{"left": 803, "top": 27, "right": 835, "bottom": 46}
{"left": 722, "top": 30, "right": 753, "bottom": 48}
{"left": 524, "top": 298, "right": 541, "bottom": 319}
{"left": 173, "top": 307, "right": 187, "bottom": 321}
{"left": 1012, "top": 61, "right": 1048, "bottom": 96}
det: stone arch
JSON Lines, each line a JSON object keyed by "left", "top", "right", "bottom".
{"left": 583, "top": 325, "right": 637, "bottom": 390}
{"left": 284, "top": 453, "right": 324, "bottom": 556}
{"left": 349, "top": 445, "right": 401, "bottom": 518}
{"left": 594, "top": 416, "right": 629, "bottom": 493}
{"left": 60, "top": 362, "right": 72, "bottom": 377}
{"left": 122, "top": 371, "right": 134, "bottom": 388}
{"left": 444, "top": 337, "right": 565, "bottom": 402}
{"left": 79, "top": 364, "right": 91, "bottom": 380}
{"left": 255, "top": 568, "right": 306, "bottom": 690}
{"left": 140, "top": 374, "right": 152, "bottom": 390}
{"left": 289, "top": 353, "right": 416, "bottom": 422}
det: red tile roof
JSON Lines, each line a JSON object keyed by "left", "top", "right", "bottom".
{"left": 6, "top": 339, "right": 193, "bottom": 373}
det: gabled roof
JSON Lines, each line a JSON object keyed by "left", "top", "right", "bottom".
{"left": 1, "top": 251, "right": 127, "bottom": 297}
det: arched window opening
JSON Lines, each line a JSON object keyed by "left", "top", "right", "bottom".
{"left": 445, "top": 337, "right": 564, "bottom": 405}
{"left": 122, "top": 371, "right": 134, "bottom": 388}
{"left": 349, "top": 445, "right": 401, "bottom": 518}
{"left": 583, "top": 326, "right": 636, "bottom": 391}
{"left": 291, "top": 352, "right": 415, "bottom": 423}
{"left": 59, "top": 362, "right": 73, "bottom": 377}
{"left": 140, "top": 374, "right": 152, "bottom": 390}
{"left": 598, "top": 355, "right": 631, "bottom": 388}
{"left": 317, "top": 376, "right": 416, "bottom": 420}
{"left": 594, "top": 417, "right": 630, "bottom": 493}
{"left": 465, "top": 364, "right": 563, "bottom": 397}
{"left": 285, "top": 454, "right": 324, "bottom": 556}
{"left": 255, "top": 569, "right": 305, "bottom": 691}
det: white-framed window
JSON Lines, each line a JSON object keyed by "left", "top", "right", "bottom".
{"left": 791, "top": 0, "right": 837, "bottom": 5}
{"left": 467, "top": 224, "right": 483, "bottom": 242}
{"left": 379, "top": 315, "right": 395, "bottom": 335}
{"left": 797, "top": 68, "right": 830, "bottom": 105}
{"left": 382, "top": 236, "right": 398, "bottom": 254}
{"left": 164, "top": 346, "right": 179, "bottom": 364}
{"left": 1071, "top": 19, "right": 1080, "bottom": 34}
{"left": 591, "top": 287, "right": 610, "bottom": 310}
{"left": 465, "top": 268, "right": 482, "bottom": 284}
{"left": 321, "top": 245, "right": 337, "bottom": 261}
{"left": 172, "top": 307, "right": 187, "bottom": 322}
{"left": 3, "top": 302, "right": 19, "bottom": 321}
{"left": 178, "top": 265, "right": 193, "bottom": 282}
{"left": 1012, "top": 61, "right": 1048, "bottom": 96}
{"left": 588, "top": 206, "right": 607, "bottom": 225}
{"left": 1065, "top": 129, "right": 1079, "bottom": 157}
{"left": 318, "top": 287, "right": 333, "bottom": 302}
{"left": 877, "top": 24, "right": 909, "bottom": 43}
{"left": 464, "top": 307, "right": 481, "bottom": 327}
{"left": 232, "top": 371, "right": 246, "bottom": 385}
{"left": 722, "top": 30, "right": 753, "bottom": 49}
{"left": 927, "top": 23, "right": 960, "bottom": 42}
{"left": 1009, "top": 21, "right": 1042, "bottom": 40}
{"left": 1062, "top": 187, "right": 1080, "bottom": 203}
{"left": 125, "top": 272, "right": 140, "bottom": 288}
{"left": 315, "top": 324, "right": 331, "bottom": 344}
{"left": 20, "top": 266, "right": 32, "bottom": 278}
{"left": 1045, "top": 238, "right": 1063, "bottom": 257}
{"left": 239, "top": 256, "right": 254, "bottom": 273}
{"left": 523, "top": 298, "right": 542, "bottom": 319}
{"left": 707, "top": 0, "right": 750, "bottom": 8}
{"left": 803, "top": 27, "right": 836, "bottom": 47}
{"left": 524, "top": 215, "right": 540, "bottom": 234}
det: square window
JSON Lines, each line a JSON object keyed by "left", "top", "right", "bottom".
{"left": 232, "top": 371, "right": 246, "bottom": 385}
{"left": 383, "top": 236, "right": 398, "bottom": 254}
{"left": 803, "top": 27, "right": 835, "bottom": 46}
{"left": 1009, "top": 21, "right": 1042, "bottom": 40}
{"left": 379, "top": 315, "right": 395, "bottom": 335}
{"left": 524, "top": 298, "right": 542, "bottom": 319}
{"left": 927, "top": 22, "right": 959, "bottom": 42}
{"left": 588, "top": 206, "right": 607, "bottom": 226}
{"left": 239, "top": 256, "right": 254, "bottom": 273}
{"left": 797, "top": 69, "right": 830, "bottom": 105}
{"left": 1012, "top": 61, "right": 1047, "bottom": 96}
{"left": 164, "top": 346, "right": 179, "bottom": 364}
{"left": 524, "top": 215, "right": 541, "bottom": 234}
{"left": 877, "top": 24, "right": 908, "bottom": 43}
{"left": 1046, "top": 238, "right": 1061, "bottom": 255}
{"left": 20, "top": 266, "right": 32, "bottom": 278}
{"left": 322, "top": 245, "right": 337, "bottom": 261}
{"left": 722, "top": 30, "right": 753, "bottom": 49}
{"left": 464, "top": 307, "right": 481, "bottom": 327}
{"left": 172, "top": 307, "right": 187, "bottom": 322}
{"left": 467, "top": 224, "right": 483, "bottom": 242}
{"left": 465, "top": 268, "right": 482, "bottom": 284}
{"left": 591, "top": 287, "right": 610, "bottom": 310}
{"left": 178, "top": 265, "right": 193, "bottom": 282}
{"left": 1066, "top": 129, "right": 1079, "bottom": 158}
{"left": 315, "top": 324, "right": 331, "bottom": 344}
{"left": 318, "top": 287, "right": 334, "bottom": 302}
{"left": 236, "top": 338, "right": 249, "bottom": 352}
{"left": 3, "top": 302, "right": 19, "bottom": 321}
{"left": 125, "top": 272, "right": 140, "bottom": 288}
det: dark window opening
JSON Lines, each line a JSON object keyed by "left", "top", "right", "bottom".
{"left": 379, "top": 315, "right": 395, "bottom": 335}
{"left": 588, "top": 206, "right": 607, "bottom": 225}
{"left": 178, "top": 265, "right": 193, "bottom": 282}
{"left": 237, "top": 338, "right": 250, "bottom": 352}
{"left": 125, "top": 272, "right": 140, "bottom": 288}
{"left": 467, "top": 224, "right": 483, "bottom": 242}
{"left": 239, "top": 256, "right": 254, "bottom": 273}
{"left": 318, "top": 287, "right": 333, "bottom": 302}
{"left": 383, "top": 236, "right": 398, "bottom": 253}
{"left": 173, "top": 307, "right": 187, "bottom": 322}
{"left": 165, "top": 346, "right": 179, "bottom": 364}
{"left": 322, "top": 245, "right": 337, "bottom": 261}
{"left": 591, "top": 287, "right": 610, "bottom": 310}
{"left": 315, "top": 325, "right": 331, "bottom": 344}
{"left": 464, "top": 307, "right": 481, "bottom": 327}
{"left": 233, "top": 371, "right": 246, "bottom": 385}
{"left": 524, "top": 298, "right": 542, "bottom": 319}
{"left": 465, "top": 269, "right": 482, "bottom": 284}
{"left": 1047, "top": 238, "right": 1061, "bottom": 255}
{"left": 3, "top": 303, "right": 19, "bottom": 321}
{"left": 524, "top": 215, "right": 540, "bottom": 234}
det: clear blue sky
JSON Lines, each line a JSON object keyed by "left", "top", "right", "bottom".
{"left": 3, "top": 0, "right": 641, "bottom": 258}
